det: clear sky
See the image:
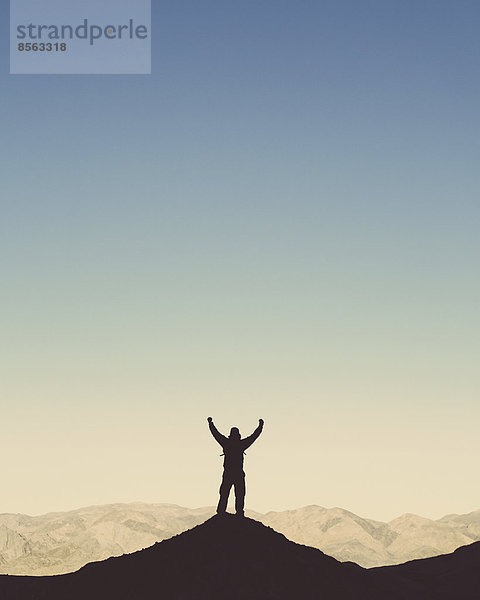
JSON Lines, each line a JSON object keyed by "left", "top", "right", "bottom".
{"left": 1, "top": 0, "right": 479, "bottom": 521}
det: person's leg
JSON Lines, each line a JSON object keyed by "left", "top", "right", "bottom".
{"left": 234, "top": 472, "right": 246, "bottom": 515}
{"left": 217, "top": 471, "right": 232, "bottom": 513}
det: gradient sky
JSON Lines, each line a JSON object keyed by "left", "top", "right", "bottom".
{"left": 1, "top": 0, "right": 479, "bottom": 521}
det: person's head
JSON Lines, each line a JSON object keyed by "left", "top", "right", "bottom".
{"left": 229, "top": 427, "right": 241, "bottom": 440}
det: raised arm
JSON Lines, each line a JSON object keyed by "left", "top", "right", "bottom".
{"left": 207, "top": 417, "right": 227, "bottom": 446}
{"left": 241, "top": 419, "right": 264, "bottom": 450}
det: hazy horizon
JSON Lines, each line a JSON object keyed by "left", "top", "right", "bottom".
{"left": 2, "top": 1, "right": 479, "bottom": 523}
{"left": 1, "top": 497, "right": 479, "bottom": 525}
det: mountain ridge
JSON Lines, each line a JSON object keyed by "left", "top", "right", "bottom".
{"left": 0, "top": 515, "right": 410, "bottom": 599}
{"left": 1, "top": 515, "right": 479, "bottom": 599}
{"left": 1, "top": 502, "right": 478, "bottom": 574}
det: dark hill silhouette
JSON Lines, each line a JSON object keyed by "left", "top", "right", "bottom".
{"left": 0, "top": 514, "right": 478, "bottom": 599}
{"left": 373, "top": 540, "right": 480, "bottom": 599}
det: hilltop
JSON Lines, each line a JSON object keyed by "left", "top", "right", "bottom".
{"left": 1, "top": 502, "right": 479, "bottom": 574}
{"left": 2, "top": 513, "right": 480, "bottom": 599}
{"left": 0, "top": 514, "right": 408, "bottom": 599}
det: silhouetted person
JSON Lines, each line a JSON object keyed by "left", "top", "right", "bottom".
{"left": 207, "top": 417, "right": 264, "bottom": 516}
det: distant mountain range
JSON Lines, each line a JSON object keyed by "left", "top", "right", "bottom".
{"left": 0, "top": 502, "right": 479, "bottom": 574}
{"left": 1, "top": 514, "right": 479, "bottom": 599}
{"left": 261, "top": 505, "right": 480, "bottom": 567}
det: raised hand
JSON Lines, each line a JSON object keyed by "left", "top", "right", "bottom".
{"left": 207, "top": 417, "right": 213, "bottom": 423}
{"left": 259, "top": 418, "right": 264, "bottom": 426}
